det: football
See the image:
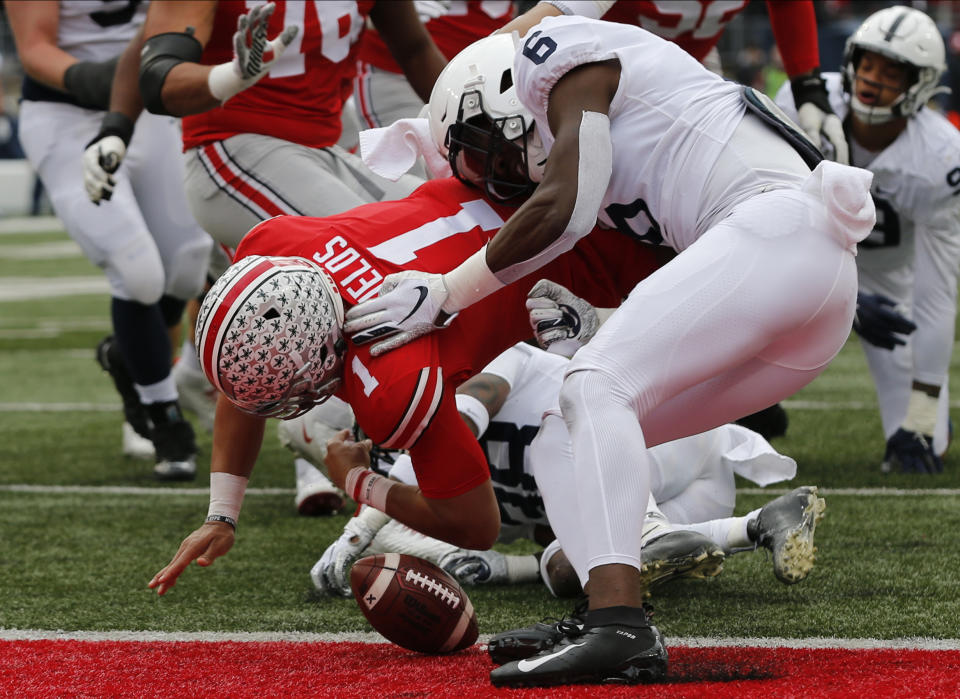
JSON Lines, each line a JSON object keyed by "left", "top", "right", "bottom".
{"left": 351, "top": 552, "right": 479, "bottom": 654}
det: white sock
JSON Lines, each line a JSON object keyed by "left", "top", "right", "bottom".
{"left": 136, "top": 375, "right": 178, "bottom": 404}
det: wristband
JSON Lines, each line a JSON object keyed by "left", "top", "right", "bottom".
{"left": 902, "top": 388, "right": 939, "bottom": 437}
{"left": 442, "top": 246, "right": 505, "bottom": 314}
{"left": 345, "top": 467, "right": 397, "bottom": 512}
{"left": 539, "top": 0, "right": 615, "bottom": 20}
{"left": 207, "top": 471, "right": 248, "bottom": 523}
{"left": 455, "top": 393, "right": 491, "bottom": 438}
{"left": 86, "top": 111, "right": 135, "bottom": 150}
{"left": 205, "top": 514, "right": 237, "bottom": 530}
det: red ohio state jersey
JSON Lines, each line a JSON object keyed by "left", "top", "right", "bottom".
{"left": 604, "top": 1, "right": 818, "bottom": 76}
{"left": 235, "top": 178, "right": 659, "bottom": 498}
{"left": 182, "top": 0, "right": 375, "bottom": 150}
{"left": 358, "top": 0, "right": 514, "bottom": 73}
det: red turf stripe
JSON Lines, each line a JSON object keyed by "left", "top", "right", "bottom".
{"left": 3, "top": 641, "right": 960, "bottom": 698}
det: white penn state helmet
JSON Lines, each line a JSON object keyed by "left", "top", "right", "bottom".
{"left": 196, "top": 255, "right": 346, "bottom": 419}
{"left": 427, "top": 32, "right": 547, "bottom": 203}
{"left": 842, "top": 6, "right": 949, "bottom": 123}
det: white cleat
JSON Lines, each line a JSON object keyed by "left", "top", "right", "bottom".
{"left": 278, "top": 397, "right": 355, "bottom": 467}
{"left": 172, "top": 360, "right": 217, "bottom": 433}
{"left": 122, "top": 421, "right": 155, "bottom": 460}
{"left": 295, "top": 459, "right": 344, "bottom": 516}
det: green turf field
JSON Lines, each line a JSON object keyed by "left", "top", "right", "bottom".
{"left": 2, "top": 223, "right": 959, "bottom": 640}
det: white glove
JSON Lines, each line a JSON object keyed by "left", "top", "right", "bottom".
{"left": 414, "top": 0, "right": 450, "bottom": 22}
{"left": 207, "top": 2, "right": 299, "bottom": 104}
{"left": 791, "top": 72, "right": 849, "bottom": 165}
{"left": 82, "top": 135, "right": 126, "bottom": 205}
{"left": 525, "top": 279, "right": 600, "bottom": 358}
{"left": 344, "top": 271, "right": 457, "bottom": 356}
{"left": 310, "top": 516, "right": 380, "bottom": 596}
{"left": 439, "top": 548, "right": 510, "bottom": 585}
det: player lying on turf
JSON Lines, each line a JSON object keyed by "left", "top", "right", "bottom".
{"left": 286, "top": 342, "right": 825, "bottom": 598}
{"left": 148, "top": 175, "right": 663, "bottom": 596}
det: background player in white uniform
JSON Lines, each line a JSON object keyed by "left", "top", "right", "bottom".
{"left": 295, "top": 342, "right": 816, "bottom": 598}
{"left": 342, "top": 19, "right": 875, "bottom": 686}
{"left": 776, "top": 6, "right": 959, "bottom": 475}
{"left": 8, "top": 0, "right": 213, "bottom": 480}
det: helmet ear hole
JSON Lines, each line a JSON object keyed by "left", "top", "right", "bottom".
{"left": 499, "top": 69, "right": 513, "bottom": 94}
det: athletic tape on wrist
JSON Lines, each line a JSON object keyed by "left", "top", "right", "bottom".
{"left": 540, "top": 0, "right": 615, "bottom": 20}
{"left": 442, "top": 246, "right": 505, "bottom": 314}
{"left": 903, "top": 388, "right": 939, "bottom": 436}
{"left": 455, "top": 393, "right": 491, "bottom": 438}
{"left": 207, "top": 471, "right": 248, "bottom": 522}
{"left": 345, "top": 467, "right": 396, "bottom": 512}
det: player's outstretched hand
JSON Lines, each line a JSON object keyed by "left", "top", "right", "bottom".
{"left": 344, "top": 271, "right": 456, "bottom": 356}
{"left": 526, "top": 279, "right": 600, "bottom": 358}
{"left": 883, "top": 428, "right": 943, "bottom": 474}
{"left": 207, "top": 2, "right": 299, "bottom": 104}
{"left": 853, "top": 291, "right": 917, "bottom": 350}
{"left": 147, "top": 521, "right": 235, "bottom": 596}
{"left": 323, "top": 429, "right": 373, "bottom": 490}
{"left": 791, "top": 71, "right": 849, "bottom": 165}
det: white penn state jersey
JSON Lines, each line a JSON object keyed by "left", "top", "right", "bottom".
{"left": 513, "top": 15, "right": 745, "bottom": 251}
{"left": 58, "top": 0, "right": 148, "bottom": 61}
{"left": 776, "top": 74, "right": 960, "bottom": 290}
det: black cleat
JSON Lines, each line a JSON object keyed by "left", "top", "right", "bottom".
{"left": 96, "top": 335, "right": 151, "bottom": 439}
{"left": 487, "top": 598, "right": 587, "bottom": 666}
{"left": 736, "top": 403, "right": 789, "bottom": 440}
{"left": 747, "top": 486, "right": 826, "bottom": 584}
{"left": 147, "top": 401, "right": 197, "bottom": 481}
{"left": 640, "top": 530, "right": 725, "bottom": 592}
{"left": 490, "top": 615, "right": 668, "bottom": 688}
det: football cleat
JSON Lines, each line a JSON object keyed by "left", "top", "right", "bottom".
{"left": 122, "top": 421, "right": 155, "bottom": 460}
{"left": 489, "top": 613, "right": 668, "bottom": 688}
{"left": 640, "top": 530, "right": 725, "bottom": 593}
{"left": 278, "top": 397, "right": 355, "bottom": 468}
{"left": 487, "top": 598, "right": 588, "bottom": 666}
{"left": 172, "top": 359, "right": 217, "bottom": 433}
{"left": 96, "top": 335, "right": 152, "bottom": 442}
{"left": 439, "top": 548, "right": 510, "bottom": 586}
{"left": 747, "top": 486, "right": 826, "bottom": 584}
{"left": 149, "top": 404, "right": 198, "bottom": 482}
{"left": 294, "top": 460, "right": 344, "bottom": 516}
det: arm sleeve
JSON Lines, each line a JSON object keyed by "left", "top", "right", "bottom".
{"left": 766, "top": 0, "right": 820, "bottom": 77}
{"left": 911, "top": 200, "right": 960, "bottom": 387}
{"left": 478, "top": 344, "right": 534, "bottom": 388}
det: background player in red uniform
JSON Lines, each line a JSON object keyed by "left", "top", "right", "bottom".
{"left": 147, "top": 177, "right": 660, "bottom": 596}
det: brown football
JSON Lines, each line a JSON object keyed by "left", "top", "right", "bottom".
{"left": 350, "top": 552, "right": 479, "bottom": 654}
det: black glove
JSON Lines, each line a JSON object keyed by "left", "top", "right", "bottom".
{"left": 853, "top": 292, "right": 916, "bottom": 350}
{"left": 882, "top": 428, "right": 943, "bottom": 474}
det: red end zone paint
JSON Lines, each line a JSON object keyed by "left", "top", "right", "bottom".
{"left": 3, "top": 641, "right": 960, "bottom": 697}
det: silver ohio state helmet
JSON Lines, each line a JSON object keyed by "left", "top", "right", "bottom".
{"left": 842, "top": 6, "right": 949, "bottom": 124}
{"left": 196, "top": 255, "right": 346, "bottom": 419}
{"left": 427, "top": 32, "right": 547, "bottom": 204}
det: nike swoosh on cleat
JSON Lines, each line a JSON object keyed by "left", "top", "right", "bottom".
{"left": 516, "top": 642, "right": 585, "bottom": 672}
{"left": 398, "top": 286, "right": 429, "bottom": 325}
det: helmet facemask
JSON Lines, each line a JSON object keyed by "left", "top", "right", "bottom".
{"left": 446, "top": 89, "right": 538, "bottom": 206}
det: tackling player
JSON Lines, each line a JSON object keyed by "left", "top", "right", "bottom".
{"left": 146, "top": 176, "right": 661, "bottom": 596}
{"left": 341, "top": 19, "right": 875, "bottom": 687}
{"left": 776, "top": 6, "right": 959, "bottom": 476}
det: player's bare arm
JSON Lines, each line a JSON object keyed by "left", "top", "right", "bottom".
{"left": 148, "top": 396, "right": 265, "bottom": 595}
{"left": 371, "top": 0, "right": 446, "bottom": 104}
{"left": 455, "top": 374, "right": 511, "bottom": 437}
{"left": 6, "top": 1, "right": 74, "bottom": 89}
{"left": 485, "top": 60, "right": 620, "bottom": 274}
{"left": 325, "top": 430, "right": 501, "bottom": 550}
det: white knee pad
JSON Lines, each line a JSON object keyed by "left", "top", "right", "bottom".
{"left": 539, "top": 538, "right": 564, "bottom": 597}
{"left": 165, "top": 236, "right": 214, "bottom": 300}
{"left": 104, "top": 237, "right": 164, "bottom": 304}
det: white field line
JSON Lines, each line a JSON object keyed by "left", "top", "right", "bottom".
{"left": 0, "top": 216, "right": 64, "bottom": 234}
{"left": 0, "top": 276, "right": 109, "bottom": 301}
{"left": 2, "top": 484, "right": 959, "bottom": 497}
{"left": 1, "top": 628, "right": 959, "bottom": 650}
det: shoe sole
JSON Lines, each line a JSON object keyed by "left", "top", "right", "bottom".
{"left": 297, "top": 490, "right": 344, "bottom": 516}
{"left": 772, "top": 489, "right": 826, "bottom": 584}
{"left": 154, "top": 462, "right": 197, "bottom": 482}
{"left": 639, "top": 545, "right": 725, "bottom": 595}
